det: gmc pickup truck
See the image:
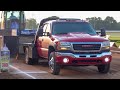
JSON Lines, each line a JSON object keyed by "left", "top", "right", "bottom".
{"left": 23, "top": 17, "right": 112, "bottom": 75}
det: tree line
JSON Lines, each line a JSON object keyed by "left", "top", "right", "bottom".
{"left": 25, "top": 18, "right": 39, "bottom": 29}
{"left": 86, "top": 16, "right": 120, "bottom": 30}
{"left": 26, "top": 16, "right": 120, "bottom": 30}
{"left": 0, "top": 16, "right": 120, "bottom": 30}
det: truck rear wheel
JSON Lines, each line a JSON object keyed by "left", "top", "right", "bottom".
{"left": 48, "top": 52, "right": 60, "bottom": 75}
{"left": 25, "top": 47, "right": 34, "bottom": 65}
{"left": 97, "top": 63, "right": 110, "bottom": 73}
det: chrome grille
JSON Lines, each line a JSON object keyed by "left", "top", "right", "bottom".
{"left": 71, "top": 42, "right": 102, "bottom": 52}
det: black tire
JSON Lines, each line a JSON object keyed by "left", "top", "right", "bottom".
{"left": 48, "top": 50, "right": 51, "bottom": 61}
{"left": 48, "top": 52, "right": 60, "bottom": 75}
{"left": 25, "top": 47, "right": 34, "bottom": 65}
{"left": 97, "top": 63, "right": 110, "bottom": 73}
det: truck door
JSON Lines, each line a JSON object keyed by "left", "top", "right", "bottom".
{"left": 42, "top": 23, "right": 52, "bottom": 58}
{"left": 36, "top": 24, "right": 47, "bottom": 57}
{"left": 37, "top": 23, "right": 52, "bottom": 58}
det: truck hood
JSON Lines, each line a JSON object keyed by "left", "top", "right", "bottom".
{"left": 52, "top": 32, "right": 108, "bottom": 42}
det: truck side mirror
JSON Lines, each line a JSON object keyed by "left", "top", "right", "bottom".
{"left": 100, "top": 28, "right": 106, "bottom": 37}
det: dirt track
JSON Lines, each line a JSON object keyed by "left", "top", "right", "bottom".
{"left": 0, "top": 52, "right": 120, "bottom": 79}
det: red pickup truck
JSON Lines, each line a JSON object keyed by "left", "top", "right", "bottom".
{"left": 23, "top": 17, "right": 112, "bottom": 75}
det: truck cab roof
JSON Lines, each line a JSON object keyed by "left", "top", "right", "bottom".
{"left": 45, "top": 18, "right": 88, "bottom": 24}
{"left": 39, "top": 16, "right": 88, "bottom": 27}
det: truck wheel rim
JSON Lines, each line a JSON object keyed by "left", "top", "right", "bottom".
{"left": 49, "top": 57, "right": 54, "bottom": 71}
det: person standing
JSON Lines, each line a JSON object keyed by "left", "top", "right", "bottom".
{"left": 10, "top": 21, "right": 19, "bottom": 35}
{"left": 9, "top": 13, "right": 17, "bottom": 20}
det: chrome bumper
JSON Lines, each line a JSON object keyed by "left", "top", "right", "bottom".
{"left": 56, "top": 52, "right": 111, "bottom": 58}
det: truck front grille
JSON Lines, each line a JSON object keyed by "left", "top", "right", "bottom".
{"left": 72, "top": 43, "right": 101, "bottom": 51}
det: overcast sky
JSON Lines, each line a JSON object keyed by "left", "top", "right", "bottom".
{"left": 1, "top": 11, "right": 120, "bottom": 23}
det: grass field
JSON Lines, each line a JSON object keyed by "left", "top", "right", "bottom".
{"left": 107, "top": 32, "right": 120, "bottom": 47}
{"left": 107, "top": 32, "right": 120, "bottom": 37}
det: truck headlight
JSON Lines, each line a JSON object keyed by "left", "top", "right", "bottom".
{"left": 102, "top": 41, "right": 110, "bottom": 47}
{"left": 101, "top": 41, "right": 110, "bottom": 50}
{"left": 60, "top": 42, "right": 71, "bottom": 46}
{"left": 57, "top": 42, "right": 71, "bottom": 50}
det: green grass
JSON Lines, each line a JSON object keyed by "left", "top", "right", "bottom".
{"left": 109, "top": 36, "right": 120, "bottom": 41}
{"left": 107, "top": 32, "right": 120, "bottom": 37}
{"left": 116, "top": 42, "right": 120, "bottom": 47}
{"left": 106, "top": 32, "right": 120, "bottom": 47}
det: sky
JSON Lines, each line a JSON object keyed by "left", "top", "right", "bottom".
{"left": 1, "top": 11, "right": 120, "bottom": 23}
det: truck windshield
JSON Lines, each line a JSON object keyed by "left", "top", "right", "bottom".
{"left": 52, "top": 22, "right": 97, "bottom": 35}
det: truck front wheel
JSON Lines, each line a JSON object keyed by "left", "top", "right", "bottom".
{"left": 25, "top": 47, "right": 34, "bottom": 65}
{"left": 48, "top": 52, "right": 60, "bottom": 75}
{"left": 97, "top": 63, "right": 110, "bottom": 73}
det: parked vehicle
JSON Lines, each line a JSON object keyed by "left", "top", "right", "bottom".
{"left": 0, "top": 11, "right": 36, "bottom": 56}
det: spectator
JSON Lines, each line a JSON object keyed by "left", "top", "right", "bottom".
{"left": 10, "top": 21, "right": 19, "bottom": 35}
{"left": 11, "top": 21, "right": 19, "bottom": 29}
{"left": 9, "top": 13, "right": 17, "bottom": 20}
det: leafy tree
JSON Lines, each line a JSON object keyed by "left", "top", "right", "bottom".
{"left": 25, "top": 18, "right": 38, "bottom": 29}
{"left": 86, "top": 17, "right": 103, "bottom": 30}
{"left": 116, "top": 22, "right": 120, "bottom": 30}
{"left": 86, "top": 16, "right": 119, "bottom": 30}
{"left": 104, "top": 16, "right": 117, "bottom": 30}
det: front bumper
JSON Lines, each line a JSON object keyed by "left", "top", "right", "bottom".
{"left": 55, "top": 52, "right": 112, "bottom": 65}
